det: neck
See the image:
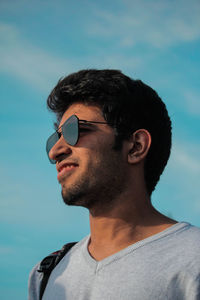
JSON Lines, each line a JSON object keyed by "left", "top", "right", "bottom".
{"left": 88, "top": 190, "right": 176, "bottom": 260}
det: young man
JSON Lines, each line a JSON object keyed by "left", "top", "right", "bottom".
{"left": 29, "top": 69, "right": 200, "bottom": 299}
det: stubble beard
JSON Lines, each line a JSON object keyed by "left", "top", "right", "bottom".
{"left": 61, "top": 176, "right": 93, "bottom": 208}
{"left": 61, "top": 149, "right": 128, "bottom": 212}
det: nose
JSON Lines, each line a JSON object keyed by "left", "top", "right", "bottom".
{"left": 49, "top": 136, "right": 72, "bottom": 162}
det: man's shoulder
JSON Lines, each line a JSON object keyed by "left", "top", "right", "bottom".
{"left": 174, "top": 222, "right": 200, "bottom": 246}
{"left": 161, "top": 223, "right": 200, "bottom": 271}
{"left": 162, "top": 222, "right": 200, "bottom": 251}
{"left": 141, "top": 223, "right": 200, "bottom": 270}
{"left": 178, "top": 223, "right": 200, "bottom": 256}
{"left": 29, "top": 235, "right": 88, "bottom": 276}
{"left": 28, "top": 236, "right": 89, "bottom": 300}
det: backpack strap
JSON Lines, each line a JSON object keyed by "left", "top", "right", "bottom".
{"left": 37, "top": 242, "right": 77, "bottom": 300}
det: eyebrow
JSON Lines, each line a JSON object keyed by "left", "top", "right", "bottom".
{"left": 79, "top": 119, "right": 109, "bottom": 124}
{"left": 79, "top": 122, "right": 98, "bottom": 129}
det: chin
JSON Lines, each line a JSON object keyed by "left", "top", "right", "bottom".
{"left": 61, "top": 188, "right": 89, "bottom": 208}
{"left": 60, "top": 174, "right": 92, "bottom": 208}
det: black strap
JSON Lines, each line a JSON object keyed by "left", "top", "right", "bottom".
{"left": 38, "top": 242, "right": 77, "bottom": 300}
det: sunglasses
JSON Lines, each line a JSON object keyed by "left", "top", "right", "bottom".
{"left": 46, "top": 114, "right": 110, "bottom": 164}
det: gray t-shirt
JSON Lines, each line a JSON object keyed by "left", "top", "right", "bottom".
{"left": 28, "top": 222, "right": 200, "bottom": 299}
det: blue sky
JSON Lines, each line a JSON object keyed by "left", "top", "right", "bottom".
{"left": 0, "top": 0, "right": 200, "bottom": 299}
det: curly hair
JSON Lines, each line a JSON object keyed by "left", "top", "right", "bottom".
{"left": 47, "top": 69, "right": 172, "bottom": 196}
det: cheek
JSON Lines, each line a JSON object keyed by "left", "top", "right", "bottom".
{"left": 76, "top": 148, "right": 104, "bottom": 173}
{"left": 74, "top": 148, "right": 94, "bottom": 170}
{"left": 75, "top": 134, "right": 117, "bottom": 169}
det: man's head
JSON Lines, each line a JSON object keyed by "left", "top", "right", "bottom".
{"left": 47, "top": 69, "right": 172, "bottom": 197}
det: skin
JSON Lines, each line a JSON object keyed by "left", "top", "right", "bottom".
{"left": 49, "top": 103, "right": 177, "bottom": 261}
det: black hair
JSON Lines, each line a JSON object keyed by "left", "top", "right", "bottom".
{"left": 47, "top": 69, "right": 172, "bottom": 195}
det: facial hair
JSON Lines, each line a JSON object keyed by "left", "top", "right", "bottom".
{"left": 61, "top": 146, "right": 128, "bottom": 212}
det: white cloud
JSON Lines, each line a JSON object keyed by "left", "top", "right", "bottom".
{"left": 0, "top": 23, "right": 76, "bottom": 92}
{"left": 0, "top": 246, "right": 14, "bottom": 255}
{"left": 0, "top": 179, "right": 28, "bottom": 222}
{"left": 154, "top": 140, "right": 200, "bottom": 219}
{"left": 88, "top": 0, "right": 200, "bottom": 48}
{"left": 0, "top": 22, "right": 145, "bottom": 91}
{"left": 168, "top": 141, "right": 200, "bottom": 213}
{"left": 171, "top": 141, "right": 200, "bottom": 174}
{"left": 1, "top": 1, "right": 200, "bottom": 93}
{"left": 182, "top": 90, "right": 200, "bottom": 116}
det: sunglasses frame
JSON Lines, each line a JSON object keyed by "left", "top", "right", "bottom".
{"left": 46, "top": 114, "right": 111, "bottom": 164}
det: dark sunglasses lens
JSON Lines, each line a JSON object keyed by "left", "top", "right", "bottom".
{"left": 46, "top": 132, "right": 59, "bottom": 164}
{"left": 62, "top": 115, "right": 79, "bottom": 146}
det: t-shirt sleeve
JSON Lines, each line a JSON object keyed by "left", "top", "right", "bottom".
{"left": 167, "top": 271, "right": 200, "bottom": 300}
{"left": 28, "top": 262, "right": 42, "bottom": 300}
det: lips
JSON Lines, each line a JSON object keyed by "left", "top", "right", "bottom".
{"left": 57, "top": 163, "right": 78, "bottom": 181}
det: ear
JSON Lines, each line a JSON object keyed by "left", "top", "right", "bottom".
{"left": 127, "top": 129, "right": 151, "bottom": 164}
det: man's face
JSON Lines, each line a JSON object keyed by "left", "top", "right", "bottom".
{"left": 49, "top": 103, "right": 129, "bottom": 211}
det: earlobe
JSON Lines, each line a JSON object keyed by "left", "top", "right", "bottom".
{"left": 128, "top": 129, "right": 151, "bottom": 164}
